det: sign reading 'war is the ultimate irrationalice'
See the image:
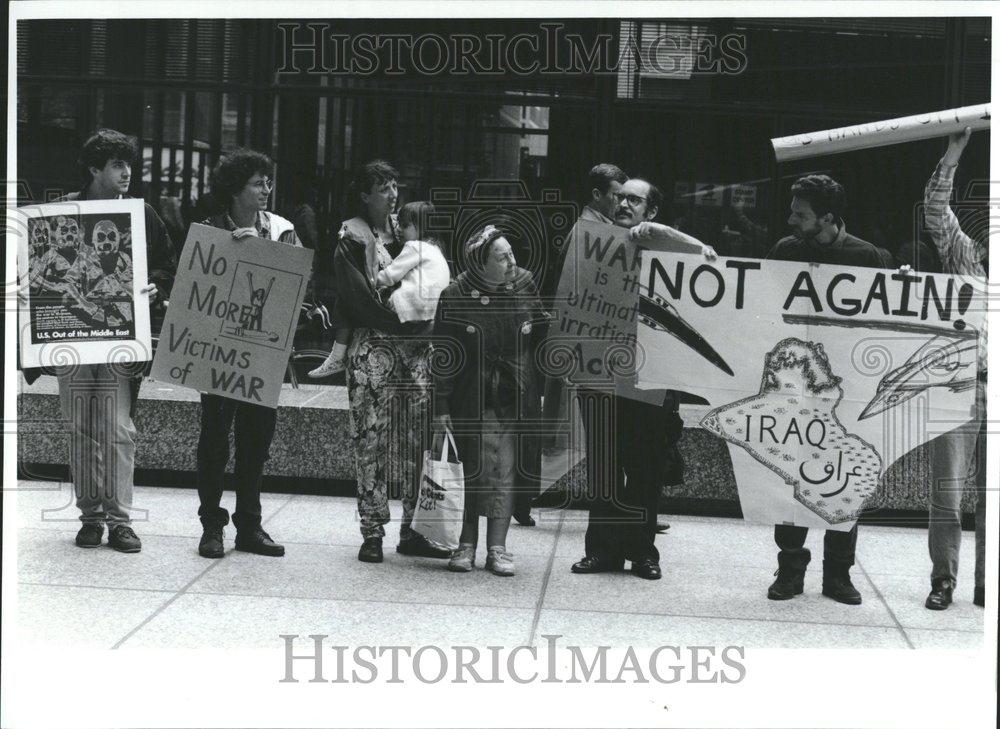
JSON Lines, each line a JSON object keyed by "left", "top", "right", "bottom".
{"left": 150, "top": 224, "right": 313, "bottom": 409}
{"left": 550, "top": 218, "right": 704, "bottom": 404}
{"left": 636, "top": 250, "right": 986, "bottom": 530}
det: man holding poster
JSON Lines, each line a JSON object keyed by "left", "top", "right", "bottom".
{"left": 39, "top": 129, "right": 176, "bottom": 552}
{"left": 763, "top": 174, "right": 889, "bottom": 605}
{"left": 922, "top": 128, "right": 988, "bottom": 611}
{"left": 175, "top": 149, "right": 307, "bottom": 560}
{"left": 561, "top": 177, "right": 715, "bottom": 580}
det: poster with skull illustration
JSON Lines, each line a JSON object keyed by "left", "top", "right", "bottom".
{"left": 16, "top": 198, "right": 151, "bottom": 369}
{"left": 635, "top": 249, "right": 986, "bottom": 530}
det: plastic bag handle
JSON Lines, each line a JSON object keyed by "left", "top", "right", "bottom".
{"left": 439, "top": 429, "right": 459, "bottom": 463}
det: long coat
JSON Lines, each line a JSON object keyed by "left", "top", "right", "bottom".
{"left": 432, "top": 267, "right": 546, "bottom": 502}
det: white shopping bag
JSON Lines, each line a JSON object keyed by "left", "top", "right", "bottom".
{"left": 412, "top": 430, "right": 465, "bottom": 551}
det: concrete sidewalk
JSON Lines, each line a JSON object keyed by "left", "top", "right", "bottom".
{"left": 11, "top": 480, "right": 984, "bottom": 651}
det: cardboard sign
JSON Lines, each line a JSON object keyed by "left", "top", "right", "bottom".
{"left": 771, "top": 104, "right": 990, "bottom": 162}
{"left": 548, "top": 219, "right": 695, "bottom": 403}
{"left": 636, "top": 251, "right": 986, "bottom": 529}
{"left": 16, "top": 198, "right": 152, "bottom": 368}
{"left": 150, "top": 224, "right": 314, "bottom": 408}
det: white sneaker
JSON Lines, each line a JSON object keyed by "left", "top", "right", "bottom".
{"left": 486, "top": 546, "right": 515, "bottom": 576}
{"left": 309, "top": 354, "right": 345, "bottom": 378}
{"left": 448, "top": 543, "right": 476, "bottom": 572}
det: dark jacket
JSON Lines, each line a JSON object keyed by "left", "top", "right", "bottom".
{"left": 21, "top": 187, "right": 177, "bottom": 383}
{"left": 432, "top": 267, "right": 546, "bottom": 497}
{"left": 768, "top": 223, "right": 888, "bottom": 270}
{"left": 331, "top": 216, "right": 428, "bottom": 335}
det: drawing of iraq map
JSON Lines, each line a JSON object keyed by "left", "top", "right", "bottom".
{"left": 700, "top": 337, "right": 882, "bottom": 524}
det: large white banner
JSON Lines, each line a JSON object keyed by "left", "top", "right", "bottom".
{"left": 637, "top": 251, "right": 986, "bottom": 529}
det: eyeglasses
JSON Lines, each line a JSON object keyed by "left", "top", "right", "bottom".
{"left": 250, "top": 178, "right": 274, "bottom": 193}
{"left": 613, "top": 193, "right": 648, "bottom": 207}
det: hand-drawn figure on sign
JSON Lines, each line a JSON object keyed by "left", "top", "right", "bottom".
{"left": 223, "top": 270, "right": 279, "bottom": 342}
{"left": 700, "top": 337, "right": 882, "bottom": 524}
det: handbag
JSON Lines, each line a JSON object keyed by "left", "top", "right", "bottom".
{"left": 411, "top": 429, "right": 466, "bottom": 550}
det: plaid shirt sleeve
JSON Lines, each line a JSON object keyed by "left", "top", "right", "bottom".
{"left": 923, "top": 160, "right": 986, "bottom": 277}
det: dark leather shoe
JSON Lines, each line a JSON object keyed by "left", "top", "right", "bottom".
{"left": 656, "top": 521, "right": 670, "bottom": 533}
{"left": 925, "top": 578, "right": 954, "bottom": 610}
{"left": 108, "top": 524, "right": 142, "bottom": 553}
{"left": 359, "top": 537, "right": 383, "bottom": 563}
{"left": 396, "top": 533, "right": 450, "bottom": 558}
{"left": 234, "top": 527, "right": 285, "bottom": 557}
{"left": 973, "top": 585, "right": 985, "bottom": 607}
{"left": 631, "top": 558, "right": 662, "bottom": 580}
{"left": 571, "top": 556, "right": 624, "bottom": 574}
{"left": 75, "top": 522, "right": 104, "bottom": 548}
{"left": 513, "top": 509, "right": 536, "bottom": 527}
{"left": 199, "top": 526, "right": 225, "bottom": 558}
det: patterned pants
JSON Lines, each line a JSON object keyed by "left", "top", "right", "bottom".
{"left": 346, "top": 329, "right": 432, "bottom": 539}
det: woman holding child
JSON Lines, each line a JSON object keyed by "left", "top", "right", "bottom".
{"left": 431, "top": 225, "right": 545, "bottom": 576}
{"left": 329, "top": 159, "right": 452, "bottom": 564}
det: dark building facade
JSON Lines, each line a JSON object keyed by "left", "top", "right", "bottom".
{"left": 17, "top": 17, "right": 991, "bottom": 264}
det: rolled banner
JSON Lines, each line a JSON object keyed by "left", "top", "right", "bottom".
{"left": 771, "top": 104, "right": 990, "bottom": 162}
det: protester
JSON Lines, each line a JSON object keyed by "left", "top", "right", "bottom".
{"left": 763, "top": 174, "right": 889, "bottom": 605}
{"left": 311, "top": 200, "right": 451, "bottom": 378}
{"left": 46, "top": 128, "right": 176, "bottom": 553}
{"left": 539, "top": 163, "right": 629, "bottom": 484}
{"left": 432, "top": 225, "right": 545, "bottom": 576}
{"left": 194, "top": 148, "right": 299, "bottom": 559}
{"left": 568, "top": 177, "right": 715, "bottom": 581}
{"left": 922, "top": 127, "right": 988, "bottom": 610}
{"left": 332, "top": 159, "right": 451, "bottom": 563}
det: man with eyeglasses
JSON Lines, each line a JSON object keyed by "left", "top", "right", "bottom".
{"left": 570, "top": 176, "right": 715, "bottom": 581}
{"left": 31, "top": 128, "right": 176, "bottom": 553}
{"left": 194, "top": 148, "right": 302, "bottom": 560}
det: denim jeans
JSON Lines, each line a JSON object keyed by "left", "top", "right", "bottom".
{"left": 57, "top": 364, "right": 138, "bottom": 525}
{"left": 928, "top": 382, "right": 986, "bottom": 589}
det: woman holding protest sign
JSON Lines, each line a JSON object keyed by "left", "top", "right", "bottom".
{"left": 431, "top": 225, "right": 546, "bottom": 576}
{"left": 194, "top": 148, "right": 300, "bottom": 560}
{"left": 332, "top": 159, "right": 451, "bottom": 564}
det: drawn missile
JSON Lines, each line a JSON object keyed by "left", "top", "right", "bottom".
{"left": 638, "top": 293, "right": 734, "bottom": 376}
{"left": 858, "top": 334, "right": 979, "bottom": 420}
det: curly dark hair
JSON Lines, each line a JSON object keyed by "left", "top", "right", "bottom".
{"left": 209, "top": 148, "right": 274, "bottom": 203}
{"left": 79, "top": 129, "right": 138, "bottom": 179}
{"left": 791, "top": 174, "right": 845, "bottom": 221}
{"left": 346, "top": 159, "right": 399, "bottom": 217}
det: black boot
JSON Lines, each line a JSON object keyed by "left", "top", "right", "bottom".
{"left": 359, "top": 537, "right": 383, "bottom": 563}
{"left": 768, "top": 548, "right": 810, "bottom": 600}
{"left": 821, "top": 560, "right": 862, "bottom": 605}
